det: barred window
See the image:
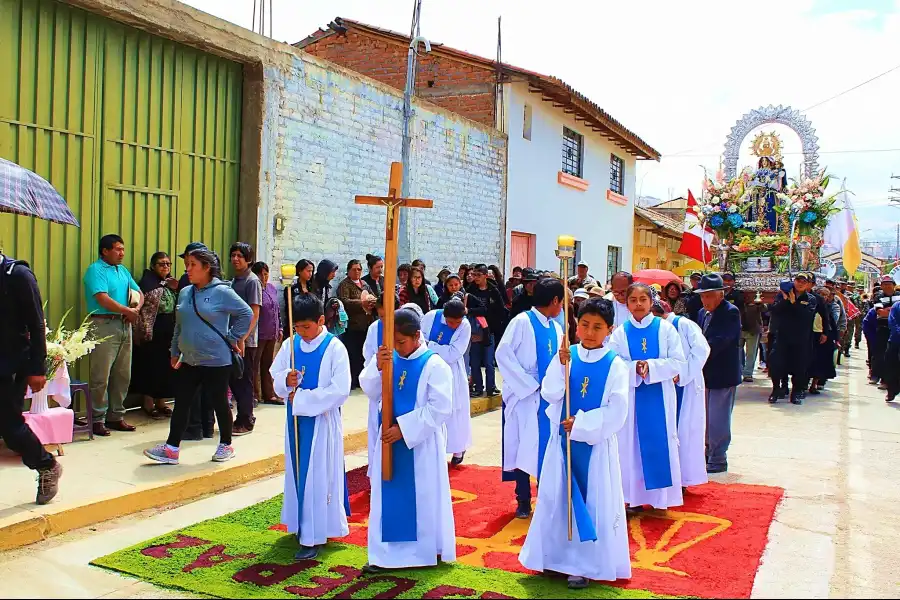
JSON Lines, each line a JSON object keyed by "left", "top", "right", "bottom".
{"left": 562, "top": 127, "right": 583, "bottom": 178}
{"left": 607, "top": 246, "right": 622, "bottom": 281}
{"left": 610, "top": 154, "right": 624, "bottom": 195}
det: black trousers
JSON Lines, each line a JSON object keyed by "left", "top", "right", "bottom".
{"left": 512, "top": 469, "right": 531, "bottom": 503}
{"left": 185, "top": 385, "right": 215, "bottom": 438}
{"left": 871, "top": 330, "right": 890, "bottom": 381}
{"left": 884, "top": 342, "right": 900, "bottom": 398}
{"left": 230, "top": 346, "right": 258, "bottom": 428}
{"left": 769, "top": 342, "right": 809, "bottom": 393}
{"left": 0, "top": 372, "right": 55, "bottom": 471}
{"left": 342, "top": 330, "right": 367, "bottom": 389}
{"left": 167, "top": 365, "right": 233, "bottom": 447}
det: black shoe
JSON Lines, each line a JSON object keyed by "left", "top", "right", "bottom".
{"left": 515, "top": 500, "right": 532, "bottom": 519}
{"left": 855, "top": 344, "right": 860, "bottom": 350}
{"left": 844, "top": 350, "right": 850, "bottom": 357}
{"left": 450, "top": 453, "right": 465, "bottom": 467}
{"left": 790, "top": 395, "right": 802, "bottom": 405}
{"left": 887, "top": 394, "right": 896, "bottom": 403}
{"left": 808, "top": 387, "right": 821, "bottom": 395}
{"left": 567, "top": 576, "right": 589, "bottom": 589}
{"left": 768, "top": 391, "right": 779, "bottom": 404}
{"left": 362, "top": 563, "right": 386, "bottom": 575}
{"left": 706, "top": 463, "right": 727, "bottom": 474}
{"left": 625, "top": 505, "right": 645, "bottom": 514}
{"left": 796, "top": 390, "right": 807, "bottom": 400}
{"left": 294, "top": 545, "right": 319, "bottom": 561}
{"left": 486, "top": 388, "right": 501, "bottom": 397}
{"left": 470, "top": 390, "right": 484, "bottom": 398}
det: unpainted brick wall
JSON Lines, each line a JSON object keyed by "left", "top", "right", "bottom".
{"left": 301, "top": 30, "right": 496, "bottom": 127}
{"left": 263, "top": 54, "right": 506, "bottom": 282}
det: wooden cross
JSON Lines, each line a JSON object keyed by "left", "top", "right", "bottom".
{"left": 355, "top": 161, "right": 433, "bottom": 481}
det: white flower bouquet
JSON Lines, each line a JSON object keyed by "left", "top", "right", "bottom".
{"left": 44, "top": 308, "right": 111, "bottom": 380}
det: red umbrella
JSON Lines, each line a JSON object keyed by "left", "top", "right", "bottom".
{"left": 633, "top": 268, "right": 681, "bottom": 287}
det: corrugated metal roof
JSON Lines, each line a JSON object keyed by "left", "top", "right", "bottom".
{"left": 295, "top": 17, "right": 660, "bottom": 160}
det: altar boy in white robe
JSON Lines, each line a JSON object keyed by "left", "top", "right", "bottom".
{"left": 360, "top": 308, "right": 456, "bottom": 573}
{"left": 496, "top": 278, "right": 565, "bottom": 519}
{"left": 363, "top": 292, "right": 398, "bottom": 478}
{"left": 652, "top": 300, "right": 711, "bottom": 487}
{"left": 421, "top": 299, "right": 473, "bottom": 465}
{"left": 271, "top": 295, "right": 351, "bottom": 560}
{"left": 608, "top": 283, "right": 687, "bottom": 510}
{"left": 519, "top": 298, "right": 631, "bottom": 589}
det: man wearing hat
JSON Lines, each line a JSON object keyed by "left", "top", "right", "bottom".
{"left": 696, "top": 274, "right": 742, "bottom": 473}
{"left": 685, "top": 272, "right": 704, "bottom": 324}
{"left": 510, "top": 268, "right": 539, "bottom": 318}
{"left": 767, "top": 272, "right": 824, "bottom": 404}
{"left": 567, "top": 261, "right": 595, "bottom": 292}
{"left": 872, "top": 275, "right": 899, "bottom": 393}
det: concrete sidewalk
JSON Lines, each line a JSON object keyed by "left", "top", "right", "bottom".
{"left": 0, "top": 387, "right": 502, "bottom": 551}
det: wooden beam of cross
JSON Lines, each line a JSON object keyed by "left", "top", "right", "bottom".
{"left": 354, "top": 161, "right": 433, "bottom": 481}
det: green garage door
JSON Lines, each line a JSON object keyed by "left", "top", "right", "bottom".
{"left": 0, "top": 0, "right": 242, "bottom": 334}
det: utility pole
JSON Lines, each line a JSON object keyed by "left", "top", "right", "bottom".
{"left": 398, "top": 0, "right": 429, "bottom": 263}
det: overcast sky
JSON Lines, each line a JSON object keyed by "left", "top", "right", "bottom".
{"left": 182, "top": 0, "right": 900, "bottom": 249}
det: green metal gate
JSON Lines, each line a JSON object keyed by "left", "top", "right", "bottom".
{"left": 0, "top": 0, "right": 242, "bottom": 333}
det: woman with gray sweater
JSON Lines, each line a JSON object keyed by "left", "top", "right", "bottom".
{"left": 144, "top": 249, "right": 252, "bottom": 465}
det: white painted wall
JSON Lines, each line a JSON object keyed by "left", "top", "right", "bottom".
{"left": 503, "top": 81, "right": 637, "bottom": 283}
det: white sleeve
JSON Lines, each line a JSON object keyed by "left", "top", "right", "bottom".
{"left": 680, "top": 321, "right": 710, "bottom": 386}
{"left": 540, "top": 352, "right": 566, "bottom": 404}
{"left": 271, "top": 337, "right": 295, "bottom": 399}
{"left": 570, "top": 357, "right": 630, "bottom": 444}
{"left": 363, "top": 320, "right": 380, "bottom": 367}
{"left": 396, "top": 357, "right": 454, "bottom": 449}
{"left": 495, "top": 316, "right": 540, "bottom": 404}
{"left": 607, "top": 326, "right": 642, "bottom": 387}
{"left": 291, "top": 341, "right": 351, "bottom": 416}
{"left": 360, "top": 353, "right": 383, "bottom": 404}
{"left": 645, "top": 321, "right": 687, "bottom": 384}
{"left": 428, "top": 318, "right": 470, "bottom": 365}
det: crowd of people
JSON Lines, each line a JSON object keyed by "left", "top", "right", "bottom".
{"left": 4, "top": 228, "right": 900, "bottom": 590}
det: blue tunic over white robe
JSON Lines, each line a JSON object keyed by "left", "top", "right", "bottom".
{"left": 666, "top": 313, "right": 710, "bottom": 487}
{"left": 270, "top": 329, "right": 351, "bottom": 546}
{"left": 608, "top": 313, "right": 686, "bottom": 509}
{"left": 496, "top": 307, "right": 563, "bottom": 478}
{"left": 421, "top": 309, "right": 472, "bottom": 455}
{"left": 519, "top": 345, "right": 631, "bottom": 581}
{"left": 360, "top": 343, "right": 457, "bottom": 568}
{"left": 363, "top": 319, "right": 384, "bottom": 478}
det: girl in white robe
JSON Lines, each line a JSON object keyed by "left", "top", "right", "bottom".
{"left": 520, "top": 298, "right": 631, "bottom": 588}
{"left": 661, "top": 306, "right": 710, "bottom": 487}
{"left": 270, "top": 295, "right": 351, "bottom": 560}
{"left": 420, "top": 301, "right": 473, "bottom": 462}
{"left": 359, "top": 308, "right": 456, "bottom": 571}
{"left": 608, "top": 283, "right": 686, "bottom": 510}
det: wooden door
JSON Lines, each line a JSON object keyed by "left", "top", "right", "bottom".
{"left": 510, "top": 231, "right": 535, "bottom": 268}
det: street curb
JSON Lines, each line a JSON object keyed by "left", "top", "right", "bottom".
{"left": 0, "top": 395, "right": 502, "bottom": 552}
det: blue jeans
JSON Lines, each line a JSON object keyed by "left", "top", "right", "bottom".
{"left": 740, "top": 331, "right": 760, "bottom": 378}
{"left": 706, "top": 387, "right": 736, "bottom": 469}
{"left": 469, "top": 334, "right": 496, "bottom": 393}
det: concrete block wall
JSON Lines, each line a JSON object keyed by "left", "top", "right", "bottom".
{"left": 262, "top": 54, "right": 506, "bottom": 281}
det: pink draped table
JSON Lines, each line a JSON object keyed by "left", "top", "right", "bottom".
{"left": 25, "top": 362, "right": 74, "bottom": 453}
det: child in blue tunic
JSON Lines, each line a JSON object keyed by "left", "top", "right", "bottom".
{"left": 519, "top": 298, "right": 631, "bottom": 588}
{"left": 270, "top": 295, "right": 352, "bottom": 560}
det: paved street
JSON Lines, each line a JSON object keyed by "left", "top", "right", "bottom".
{"left": 1, "top": 347, "right": 898, "bottom": 598}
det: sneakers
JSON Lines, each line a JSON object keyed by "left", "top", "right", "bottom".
{"left": 36, "top": 461, "right": 63, "bottom": 505}
{"left": 212, "top": 444, "right": 235, "bottom": 462}
{"left": 144, "top": 444, "right": 180, "bottom": 465}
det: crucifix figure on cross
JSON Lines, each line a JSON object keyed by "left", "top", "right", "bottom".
{"left": 354, "top": 161, "right": 433, "bottom": 481}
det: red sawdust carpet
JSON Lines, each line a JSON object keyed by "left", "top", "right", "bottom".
{"left": 322, "top": 465, "right": 783, "bottom": 599}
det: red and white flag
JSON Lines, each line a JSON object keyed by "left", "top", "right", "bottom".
{"left": 677, "top": 190, "right": 713, "bottom": 263}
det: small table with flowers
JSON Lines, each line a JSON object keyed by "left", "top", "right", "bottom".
{"left": 25, "top": 361, "right": 73, "bottom": 456}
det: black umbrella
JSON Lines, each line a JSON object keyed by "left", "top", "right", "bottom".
{"left": 0, "top": 158, "right": 79, "bottom": 227}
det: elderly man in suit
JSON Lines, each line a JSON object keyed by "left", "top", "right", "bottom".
{"left": 697, "top": 274, "right": 742, "bottom": 474}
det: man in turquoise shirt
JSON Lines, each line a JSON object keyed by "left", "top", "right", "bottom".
{"left": 83, "top": 234, "right": 143, "bottom": 436}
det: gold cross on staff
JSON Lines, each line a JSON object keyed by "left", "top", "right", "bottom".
{"left": 354, "top": 161, "right": 433, "bottom": 482}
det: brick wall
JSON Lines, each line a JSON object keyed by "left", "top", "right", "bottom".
{"left": 300, "top": 30, "right": 497, "bottom": 128}
{"left": 260, "top": 54, "right": 507, "bottom": 282}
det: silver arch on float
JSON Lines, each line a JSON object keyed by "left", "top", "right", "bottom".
{"left": 723, "top": 104, "right": 820, "bottom": 180}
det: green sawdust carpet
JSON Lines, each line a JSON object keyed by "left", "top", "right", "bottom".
{"left": 91, "top": 495, "right": 659, "bottom": 599}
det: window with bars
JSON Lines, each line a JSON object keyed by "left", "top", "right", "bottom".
{"left": 607, "top": 245, "right": 622, "bottom": 282}
{"left": 562, "top": 127, "right": 583, "bottom": 178}
{"left": 610, "top": 153, "right": 624, "bottom": 195}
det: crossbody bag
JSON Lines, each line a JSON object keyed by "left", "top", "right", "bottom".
{"left": 191, "top": 288, "right": 245, "bottom": 378}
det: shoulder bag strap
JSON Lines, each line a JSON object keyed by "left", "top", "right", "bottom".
{"left": 191, "top": 287, "right": 234, "bottom": 352}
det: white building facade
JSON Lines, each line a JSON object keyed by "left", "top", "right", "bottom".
{"left": 501, "top": 80, "right": 658, "bottom": 283}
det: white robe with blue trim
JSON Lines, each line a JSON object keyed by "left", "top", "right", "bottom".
{"left": 666, "top": 313, "right": 710, "bottom": 487}
{"left": 519, "top": 345, "right": 632, "bottom": 581}
{"left": 496, "top": 308, "right": 564, "bottom": 477}
{"left": 359, "top": 344, "right": 457, "bottom": 568}
{"left": 607, "top": 314, "right": 686, "bottom": 509}
{"left": 421, "top": 309, "right": 473, "bottom": 455}
{"left": 270, "top": 329, "right": 351, "bottom": 545}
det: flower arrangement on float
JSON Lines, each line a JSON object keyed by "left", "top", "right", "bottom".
{"left": 775, "top": 170, "right": 840, "bottom": 235}
{"left": 697, "top": 172, "right": 751, "bottom": 240}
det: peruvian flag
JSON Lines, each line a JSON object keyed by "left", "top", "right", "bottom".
{"left": 677, "top": 190, "right": 713, "bottom": 263}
